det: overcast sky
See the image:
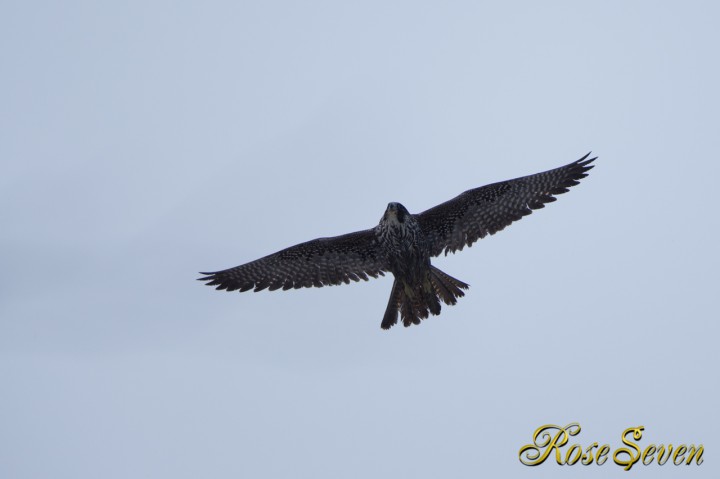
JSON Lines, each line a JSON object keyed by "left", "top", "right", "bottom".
{"left": 1, "top": 1, "right": 718, "bottom": 478}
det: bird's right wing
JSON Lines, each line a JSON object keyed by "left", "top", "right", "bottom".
{"left": 198, "top": 229, "right": 387, "bottom": 292}
{"left": 416, "top": 154, "right": 595, "bottom": 257}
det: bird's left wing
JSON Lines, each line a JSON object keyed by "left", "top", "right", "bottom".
{"left": 416, "top": 153, "right": 595, "bottom": 257}
{"left": 198, "top": 229, "right": 387, "bottom": 292}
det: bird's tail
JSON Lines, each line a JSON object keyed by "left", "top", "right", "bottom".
{"left": 381, "top": 266, "right": 469, "bottom": 330}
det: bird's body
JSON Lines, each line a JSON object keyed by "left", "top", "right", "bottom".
{"left": 377, "top": 203, "right": 429, "bottom": 285}
{"left": 375, "top": 202, "right": 467, "bottom": 328}
{"left": 199, "top": 154, "right": 596, "bottom": 329}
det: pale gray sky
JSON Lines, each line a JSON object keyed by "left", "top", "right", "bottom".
{"left": 1, "top": 1, "right": 718, "bottom": 478}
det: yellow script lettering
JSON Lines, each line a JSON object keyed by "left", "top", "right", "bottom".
{"left": 518, "top": 423, "right": 580, "bottom": 466}
{"left": 613, "top": 426, "right": 644, "bottom": 471}
{"left": 642, "top": 444, "right": 656, "bottom": 465}
{"left": 685, "top": 445, "right": 704, "bottom": 465}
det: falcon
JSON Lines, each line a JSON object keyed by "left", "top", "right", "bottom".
{"left": 199, "top": 153, "right": 595, "bottom": 329}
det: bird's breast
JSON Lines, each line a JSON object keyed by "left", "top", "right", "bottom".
{"left": 376, "top": 219, "right": 430, "bottom": 279}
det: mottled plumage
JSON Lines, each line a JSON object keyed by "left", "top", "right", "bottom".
{"left": 199, "top": 153, "right": 596, "bottom": 329}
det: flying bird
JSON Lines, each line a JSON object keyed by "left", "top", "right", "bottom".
{"left": 199, "top": 153, "right": 595, "bottom": 329}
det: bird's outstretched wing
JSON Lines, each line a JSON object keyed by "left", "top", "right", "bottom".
{"left": 198, "top": 229, "right": 387, "bottom": 292}
{"left": 416, "top": 153, "right": 596, "bottom": 256}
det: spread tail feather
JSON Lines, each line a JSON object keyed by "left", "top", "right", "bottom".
{"left": 380, "top": 267, "right": 469, "bottom": 330}
{"left": 429, "top": 265, "right": 469, "bottom": 305}
{"left": 381, "top": 280, "right": 402, "bottom": 330}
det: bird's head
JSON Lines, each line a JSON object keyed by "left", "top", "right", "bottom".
{"left": 383, "top": 202, "right": 409, "bottom": 224}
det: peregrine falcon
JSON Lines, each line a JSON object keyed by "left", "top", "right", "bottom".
{"left": 199, "top": 153, "right": 595, "bottom": 329}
